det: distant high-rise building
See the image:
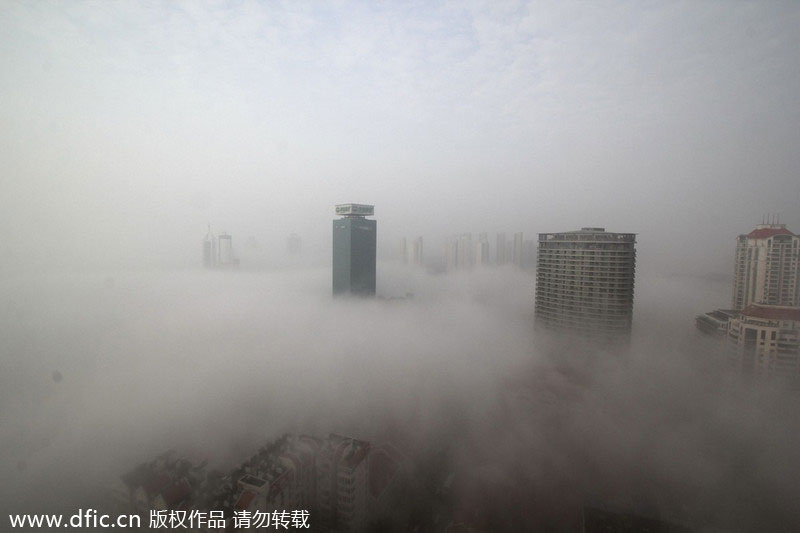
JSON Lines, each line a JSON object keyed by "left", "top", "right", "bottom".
{"left": 203, "top": 225, "right": 216, "bottom": 268}
{"left": 444, "top": 237, "right": 458, "bottom": 273}
{"left": 400, "top": 238, "right": 408, "bottom": 265}
{"left": 475, "top": 233, "right": 490, "bottom": 267}
{"left": 217, "top": 233, "right": 234, "bottom": 267}
{"left": 444, "top": 233, "right": 476, "bottom": 272}
{"left": 403, "top": 236, "right": 423, "bottom": 266}
{"left": 726, "top": 304, "right": 800, "bottom": 378}
{"left": 332, "top": 204, "right": 376, "bottom": 296}
{"left": 457, "top": 233, "right": 473, "bottom": 270}
{"left": 411, "top": 236, "right": 423, "bottom": 266}
{"left": 522, "top": 239, "right": 536, "bottom": 271}
{"left": 496, "top": 233, "right": 507, "bottom": 265}
{"left": 287, "top": 233, "right": 302, "bottom": 255}
{"left": 535, "top": 227, "right": 636, "bottom": 340}
{"left": 512, "top": 232, "right": 523, "bottom": 268}
{"left": 732, "top": 223, "right": 799, "bottom": 310}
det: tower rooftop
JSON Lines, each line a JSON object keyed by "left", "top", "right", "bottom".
{"left": 335, "top": 204, "right": 374, "bottom": 217}
{"left": 745, "top": 224, "right": 794, "bottom": 239}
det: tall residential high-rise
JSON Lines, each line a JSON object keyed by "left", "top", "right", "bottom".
{"left": 535, "top": 227, "right": 636, "bottom": 340}
{"left": 332, "top": 204, "right": 376, "bottom": 296}
{"left": 732, "top": 223, "right": 799, "bottom": 310}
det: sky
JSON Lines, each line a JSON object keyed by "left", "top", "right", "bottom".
{"left": 1, "top": 1, "right": 799, "bottom": 274}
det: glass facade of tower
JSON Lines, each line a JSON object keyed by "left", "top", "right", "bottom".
{"left": 332, "top": 216, "right": 377, "bottom": 296}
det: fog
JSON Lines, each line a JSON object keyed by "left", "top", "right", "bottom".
{"left": 2, "top": 266, "right": 799, "bottom": 530}
{"left": 2, "top": 1, "right": 800, "bottom": 531}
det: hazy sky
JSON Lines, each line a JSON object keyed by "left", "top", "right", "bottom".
{"left": 1, "top": 1, "right": 799, "bottom": 273}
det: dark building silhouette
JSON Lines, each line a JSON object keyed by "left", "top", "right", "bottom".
{"left": 332, "top": 204, "right": 376, "bottom": 297}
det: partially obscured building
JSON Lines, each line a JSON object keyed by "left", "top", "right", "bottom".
{"left": 318, "top": 435, "right": 370, "bottom": 531}
{"left": 401, "top": 236, "right": 423, "bottom": 266}
{"left": 475, "top": 233, "right": 490, "bottom": 267}
{"left": 496, "top": 233, "right": 507, "bottom": 266}
{"left": 457, "top": 234, "right": 472, "bottom": 270}
{"left": 202, "top": 226, "right": 238, "bottom": 269}
{"left": 444, "top": 234, "right": 474, "bottom": 273}
{"left": 699, "top": 222, "right": 799, "bottom": 340}
{"left": 535, "top": 228, "right": 636, "bottom": 340}
{"left": 333, "top": 204, "right": 377, "bottom": 297}
{"left": 512, "top": 232, "right": 523, "bottom": 268}
{"left": 444, "top": 237, "right": 458, "bottom": 273}
{"left": 411, "top": 236, "right": 423, "bottom": 266}
{"left": 117, "top": 433, "right": 407, "bottom": 532}
{"left": 732, "top": 223, "right": 799, "bottom": 310}
{"left": 695, "top": 309, "right": 738, "bottom": 337}
{"left": 522, "top": 239, "right": 536, "bottom": 271}
{"left": 726, "top": 304, "right": 800, "bottom": 378}
{"left": 203, "top": 225, "right": 216, "bottom": 268}
{"left": 217, "top": 233, "right": 234, "bottom": 267}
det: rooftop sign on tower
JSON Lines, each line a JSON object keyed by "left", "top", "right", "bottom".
{"left": 335, "top": 204, "right": 374, "bottom": 217}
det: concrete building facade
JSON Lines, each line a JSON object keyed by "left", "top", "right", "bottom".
{"left": 535, "top": 227, "right": 636, "bottom": 340}
{"left": 726, "top": 304, "right": 800, "bottom": 378}
{"left": 732, "top": 223, "right": 799, "bottom": 310}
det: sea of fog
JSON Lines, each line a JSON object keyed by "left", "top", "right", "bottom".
{"left": 2, "top": 266, "right": 798, "bottom": 529}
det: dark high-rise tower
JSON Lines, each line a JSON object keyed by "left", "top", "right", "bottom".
{"left": 332, "top": 204, "right": 376, "bottom": 296}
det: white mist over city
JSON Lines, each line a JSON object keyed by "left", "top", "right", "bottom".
{"left": 2, "top": 2, "right": 800, "bottom": 532}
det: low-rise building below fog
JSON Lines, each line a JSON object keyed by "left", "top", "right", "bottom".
{"left": 116, "top": 433, "right": 408, "bottom": 532}
{"left": 695, "top": 309, "right": 738, "bottom": 337}
{"left": 726, "top": 304, "right": 800, "bottom": 378}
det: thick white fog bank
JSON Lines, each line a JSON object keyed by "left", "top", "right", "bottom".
{"left": 1, "top": 266, "right": 798, "bottom": 530}
{"left": 0, "top": 266, "right": 532, "bottom": 513}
